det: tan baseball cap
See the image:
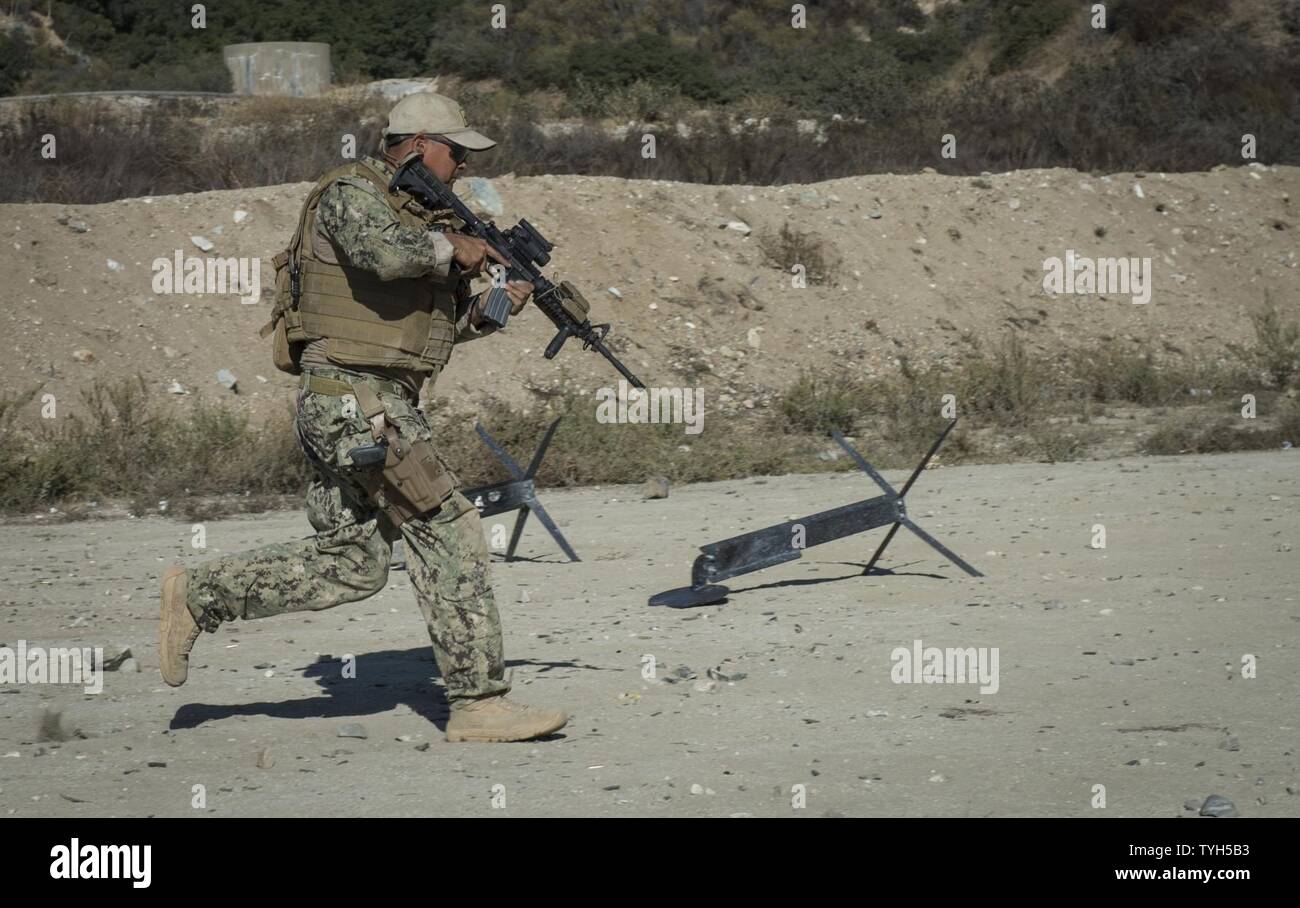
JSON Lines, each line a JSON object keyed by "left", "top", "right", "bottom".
{"left": 383, "top": 92, "right": 496, "bottom": 150}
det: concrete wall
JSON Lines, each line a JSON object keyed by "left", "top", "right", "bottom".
{"left": 223, "top": 43, "right": 331, "bottom": 97}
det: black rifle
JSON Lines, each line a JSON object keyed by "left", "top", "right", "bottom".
{"left": 389, "top": 156, "right": 646, "bottom": 389}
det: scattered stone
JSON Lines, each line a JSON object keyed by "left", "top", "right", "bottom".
{"left": 216, "top": 369, "right": 238, "bottom": 392}
{"left": 337, "top": 723, "right": 368, "bottom": 739}
{"left": 414, "top": 742, "right": 431, "bottom": 752}
{"left": 642, "top": 477, "right": 670, "bottom": 500}
{"left": 1219, "top": 735, "right": 1240, "bottom": 752}
{"left": 67, "top": 220, "right": 90, "bottom": 234}
{"left": 746, "top": 327, "right": 762, "bottom": 349}
{"left": 119, "top": 658, "right": 139, "bottom": 673}
{"left": 233, "top": 209, "right": 249, "bottom": 223}
{"left": 670, "top": 665, "right": 697, "bottom": 681}
{"left": 72, "top": 349, "right": 95, "bottom": 364}
{"left": 725, "top": 220, "right": 752, "bottom": 235}
{"left": 692, "top": 679, "right": 717, "bottom": 693}
{"left": 256, "top": 748, "right": 274, "bottom": 769}
{"left": 101, "top": 647, "right": 133, "bottom": 671}
{"left": 106, "top": 259, "right": 124, "bottom": 272}
{"left": 607, "top": 287, "right": 623, "bottom": 299}
{"left": 1183, "top": 798, "right": 1202, "bottom": 811}
{"left": 162, "top": 346, "right": 180, "bottom": 359}
{"left": 867, "top": 208, "right": 883, "bottom": 219}
{"left": 708, "top": 665, "right": 748, "bottom": 682}
{"left": 798, "top": 190, "right": 824, "bottom": 209}
{"left": 190, "top": 235, "right": 215, "bottom": 252}
{"left": 1008, "top": 198, "right": 1021, "bottom": 210}
{"left": 146, "top": 760, "right": 167, "bottom": 768}
{"left": 167, "top": 381, "right": 188, "bottom": 395}
{"left": 1199, "top": 794, "right": 1239, "bottom": 817}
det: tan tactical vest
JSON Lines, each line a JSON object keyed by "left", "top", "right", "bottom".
{"left": 265, "top": 158, "right": 458, "bottom": 374}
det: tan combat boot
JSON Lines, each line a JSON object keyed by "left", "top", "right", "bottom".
{"left": 158, "top": 565, "right": 201, "bottom": 687}
{"left": 445, "top": 695, "right": 568, "bottom": 743}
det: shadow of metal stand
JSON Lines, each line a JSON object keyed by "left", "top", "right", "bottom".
{"left": 463, "top": 417, "right": 580, "bottom": 563}
{"left": 648, "top": 419, "right": 981, "bottom": 608}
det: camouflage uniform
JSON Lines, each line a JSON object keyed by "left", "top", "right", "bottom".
{"left": 184, "top": 158, "right": 508, "bottom": 703}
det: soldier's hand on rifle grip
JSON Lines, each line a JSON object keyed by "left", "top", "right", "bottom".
{"left": 446, "top": 234, "right": 492, "bottom": 276}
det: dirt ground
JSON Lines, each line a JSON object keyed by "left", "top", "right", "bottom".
{"left": 1, "top": 450, "right": 1295, "bottom": 817}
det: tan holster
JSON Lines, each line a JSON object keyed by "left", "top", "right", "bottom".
{"left": 348, "top": 382, "right": 456, "bottom": 527}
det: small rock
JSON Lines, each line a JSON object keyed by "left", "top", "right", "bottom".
{"left": 167, "top": 381, "right": 188, "bottom": 395}
{"left": 607, "top": 287, "right": 623, "bottom": 299}
{"left": 642, "top": 477, "right": 670, "bottom": 500}
{"left": 1008, "top": 198, "right": 1021, "bottom": 210}
{"left": 337, "top": 723, "right": 368, "bottom": 739}
{"left": 1219, "top": 735, "right": 1240, "bottom": 752}
{"left": 746, "top": 327, "right": 762, "bottom": 349}
{"left": 867, "top": 209, "right": 883, "bottom": 219}
{"left": 707, "top": 665, "right": 747, "bottom": 682}
{"left": 72, "top": 349, "right": 95, "bottom": 364}
{"left": 233, "top": 209, "right": 249, "bottom": 223}
{"left": 106, "top": 259, "right": 124, "bottom": 272}
{"left": 102, "top": 647, "right": 133, "bottom": 671}
{"left": 68, "top": 220, "right": 90, "bottom": 233}
{"left": 725, "top": 220, "right": 752, "bottom": 235}
{"left": 460, "top": 177, "right": 504, "bottom": 218}
{"left": 692, "top": 679, "right": 716, "bottom": 693}
{"left": 1183, "top": 798, "right": 1202, "bottom": 811}
{"left": 216, "top": 369, "right": 238, "bottom": 392}
{"left": 191, "top": 235, "right": 215, "bottom": 252}
{"left": 1199, "top": 795, "right": 1239, "bottom": 817}
{"left": 256, "top": 748, "right": 274, "bottom": 769}
{"left": 162, "top": 346, "right": 180, "bottom": 359}
{"left": 119, "top": 658, "right": 139, "bottom": 673}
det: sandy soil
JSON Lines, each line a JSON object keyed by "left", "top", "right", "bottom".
{"left": 2, "top": 451, "right": 1296, "bottom": 817}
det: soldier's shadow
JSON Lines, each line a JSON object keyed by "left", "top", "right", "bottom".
{"left": 167, "top": 648, "right": 598, "bottom": 732}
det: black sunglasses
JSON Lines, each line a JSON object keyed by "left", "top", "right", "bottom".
{"left": 429, "top": 135, "right": 471, "bottom": 164}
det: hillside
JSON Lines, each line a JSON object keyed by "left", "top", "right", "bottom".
{"left": 4, "top": 163, "right": 1296, "bottom": 428}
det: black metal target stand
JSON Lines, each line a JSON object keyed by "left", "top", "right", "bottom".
{"left": 648, "top": 419, "right": 981, "bottom": 608}
{"left": 464, "top": 417, "right": 580, "bottom": 562}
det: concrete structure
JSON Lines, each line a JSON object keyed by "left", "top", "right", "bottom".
{"left": 223, "top": 42, "right": 331, "bottom": 97}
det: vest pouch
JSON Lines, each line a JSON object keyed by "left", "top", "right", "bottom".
{"left": 379, "top": 437, "right": 456, "bottom": 525}
{"left": 269, "top": 250, "right": 305, "bottom": 375}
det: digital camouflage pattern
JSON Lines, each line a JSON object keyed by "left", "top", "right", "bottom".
{"left": 315, "top": 156, "right": 454, "bottom": 281}
{"left": 185, "top": 364, "right": 509, "bottom": 702}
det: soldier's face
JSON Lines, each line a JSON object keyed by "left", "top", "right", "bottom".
{"left": 415, "top": 136, "right": 468, "bottom": 185}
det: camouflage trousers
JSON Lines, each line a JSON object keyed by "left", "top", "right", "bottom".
{"left": 185, "top": 365, "right": 508, "bottom": 702}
